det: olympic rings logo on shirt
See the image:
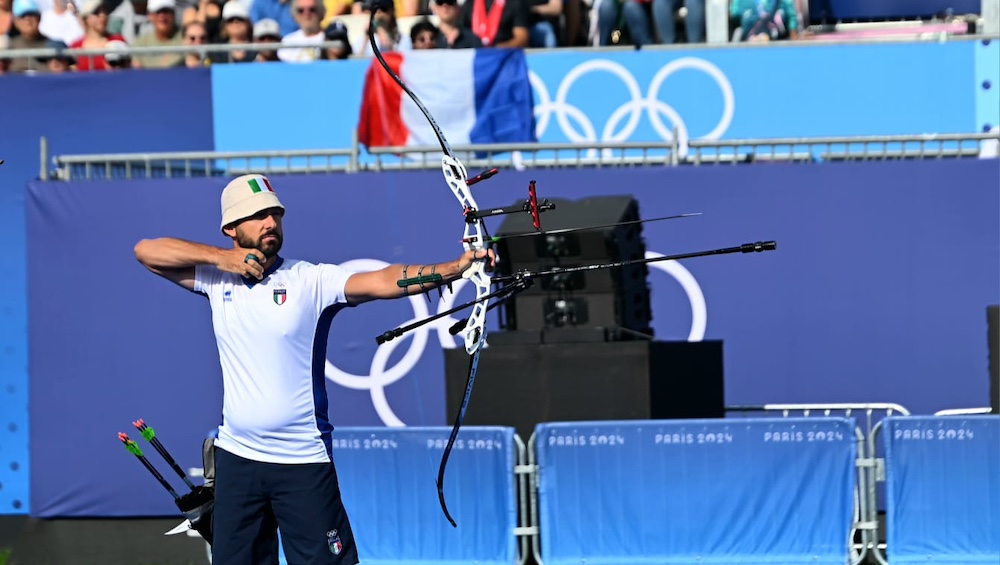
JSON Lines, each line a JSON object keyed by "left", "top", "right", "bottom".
{"left": 324, "top": 254, "right": 707, "bottom": 427}
{"left": 529, "top": 57, "right": 736, "bottom": 158}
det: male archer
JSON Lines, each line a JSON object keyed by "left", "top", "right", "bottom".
{"left": 133, "top": 173, "right": 495, "bottom": 565}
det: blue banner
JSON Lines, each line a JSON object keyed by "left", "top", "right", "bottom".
{"left": 534, "top": 417, "right": 856, "bottom": 565}
{"left": 0, "top": 67, "right": 216, "bottom": 516}
{"left": 332, "top": 427, "right": 518, "bottom": 565}
{"left": 883, "top": 416, "right": 1000, "bottom": 565}
{"left": 25, "top": 158, "right": 998, "bottom": 517}
{"left": 208, "top": 40, "right": 986, "bottom": 161}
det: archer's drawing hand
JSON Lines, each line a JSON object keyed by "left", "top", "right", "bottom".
{"left": 218, "top": 247, "right": 269, "bottom": 280}
{"left": 458, "top": 248, "right": 497, "bottom": 274}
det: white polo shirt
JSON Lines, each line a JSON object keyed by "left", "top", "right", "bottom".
{"left": 194, "top": 257, "right": 354, "bottom": 464}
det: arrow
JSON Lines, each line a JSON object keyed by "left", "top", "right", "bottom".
{"left": 484, "top": 212, "right": 702, "bottom": 243}
{"left": 492, "top": 240, "right": 776, "bottom": 285}
{"left": 119, "top": 432, "right": 181, "bottom": 499}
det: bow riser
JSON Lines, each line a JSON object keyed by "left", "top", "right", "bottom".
{"left": 443, "top": 155, "right": 491, "bottom": 355}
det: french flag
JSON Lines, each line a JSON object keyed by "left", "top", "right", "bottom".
{"left": 357, "top": 49, "right": 537, "bottom": 150}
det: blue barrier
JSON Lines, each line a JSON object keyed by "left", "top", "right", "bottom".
{"left": 328, "top": 426, "right": 519, "bottom": 565}
{"left": 882, "top": 416, "right": 1000, "bottom": 565}
{"left": 532, "top": 418, "right": 857, "bottom": 565}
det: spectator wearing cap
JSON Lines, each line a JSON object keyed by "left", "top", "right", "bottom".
{"left": 102, "top": 35, "right": 131, "bottom": 66}
{"left": 209, "top": 0, "right": 256, "bottom": 61}
{"left": 408, "top": 16, "right": 436, "bottom": 49}
{"left": 249, "top": 0, "right": 298, "bottom": 38}
{"left": 352, "top": 0, "right": 409, "bottom": 54}
{"left": 132, "top": 0, "right": 183, "bottom": 67}
{"left": 251, "top": 15, "right": 279, "bottom": 59}
{"left": 460, "top": 0, "right": 529, "bottom": 47}
{"left": 34, "top": 36, "right": 74, "bottom": 70}
{"left": 429, "top": 0, "right": 479, "bottom": 48}
{"left": 68, "top": 0, "right": 126, "bottom": 70}
{"left": 7, "top": 0, "right": 54, "bottom": 72}
{"left": 317, "top": 18, "right": 348, "bottom": 58}
{"left": 276, "top": 0, "right": 323, "bottom": 62}
{"left": 39, "top": 0, "right": 82, "bottom": 44}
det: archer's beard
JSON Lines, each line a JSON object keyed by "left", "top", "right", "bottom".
{"left": 239, "top": 233, "right": 283, "bottom": 258}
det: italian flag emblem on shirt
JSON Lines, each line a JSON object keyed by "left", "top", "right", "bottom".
{"left": 248, "top": 177, "right": 274, "bottom": 193}
{"left": 273, "top": 289, "right": 286, "bottom": 305}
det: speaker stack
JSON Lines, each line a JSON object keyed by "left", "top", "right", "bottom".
{"left": 493, "top": 195, "right": 653, "bottom": 340}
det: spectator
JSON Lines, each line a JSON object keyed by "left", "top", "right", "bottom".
{"left": 654, "top": 0, "right": 703, "bottom": 43}
{"left": 319, "top": 18, "right": 350, "bottom": 58}
{"left": 7, "top": 0, "right": 53, "bottom": 73}
{"left": 35, "top": 36, "right": 74, "bottom": 70}
{"left": 526, "top": 0, "right": 559, "bottom": 48}
{"left": 0, "top": 0, "right": 12, "bottom": 36}
{"left": 132, "top": 0, "right": 183, "bottom": 68}
{"left": 276, "top": 0, "right": 323, "bottom": 61}
{"left": 561, "top": 0, "right": 584, "bottom": 45}
{"left": 68, "top": 0, "right": 126, "bottom": 71}
{"left": 731, "top": 0, "right": 797, "bottom": 42}
{"left": 597, "top": 0, "right": 652, "bottom": 46}
{"left": 353, "top": 0, "right": 409, "bottom": 54}
{"left": 251, "top": 15, "right": 280, "bottom": 59}
{"left": 320, "top": 0, "right": 350, "bottom": 25}
{"left": 0, "top": 33, "right": 9, "bottom": 72}
{"left": 250, "top": 0, "right": 298, "bottom": 38}
{"left": 430, "top": 0, "right": 479, "bottom": 48}
{"left": 39, "top": 0, "right": 82, "bottom": 44}
{"left": 211, "top": 0, "right": 256, "bottom": 61}
{"left": 408, "top": 16, "right": 436, "bottom": 49}
{"left": 179, "top": 19, "right": 209, "bottom": 66}
{"left": 461, "top": 0, "right": 529, "bottom": 47}
{"left": 102, "top": 35, "right": 131, "bottom": 66}
{"left": 350, "top": 0, "right": 417, "bottom": 19}
{"left": 181, "top": 0, "right": 224, "bottom": 42}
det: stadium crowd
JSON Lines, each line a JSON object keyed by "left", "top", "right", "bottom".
{"left": 0, "top": 0, "right": 804, "bottom": 73}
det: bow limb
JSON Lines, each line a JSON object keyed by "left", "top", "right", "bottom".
{"left": 367, "top": 12, "right": 491, "bottom": 527}
{"left": 436, "top": 346, "right": 482, "bottom": 528}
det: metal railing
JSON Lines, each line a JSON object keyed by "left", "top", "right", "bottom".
{"left": 3, "top": 32, "right": 997, "bottom": 62}
{"left": 44, "top": 131, "right": 1000, "bottom": 181}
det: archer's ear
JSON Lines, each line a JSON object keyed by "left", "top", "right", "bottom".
{"left": 222, "top": 225, "right": 236, "bottom": 239}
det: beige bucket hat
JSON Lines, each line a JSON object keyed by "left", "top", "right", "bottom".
{"left": 220, "top": 174, "right": 285, "bottom": 234}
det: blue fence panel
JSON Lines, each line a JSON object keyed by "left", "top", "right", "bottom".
{"left": 329, "top": 426, "right": 518, "bottom": 565}
{"left": 533, "top": 417, "right": 857, "bottom": 565}
{"left": 883, "top": 415, "right": 1000, "bottom": 565}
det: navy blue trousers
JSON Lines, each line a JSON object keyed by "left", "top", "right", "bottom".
{"left": 211, "top": 447, "right": 359, "bottom": 565}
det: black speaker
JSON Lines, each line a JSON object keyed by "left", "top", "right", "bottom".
{"left": 988, "top": 305, "right": 999, "bottom": 414}
{"left": 494, "top": 195, "right": 652, "bottom": 338}
{"left": 443, "top": 339, "right": 725, "bottom": 440}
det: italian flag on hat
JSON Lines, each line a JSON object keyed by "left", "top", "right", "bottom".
{"left": 220, "top": 174, "right": 285, "bottom": 233}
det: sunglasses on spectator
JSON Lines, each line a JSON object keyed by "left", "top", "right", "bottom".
{"left": 296, "top": 6, "right": 317, "bottom": 12}
{"left": 225, "top": 17, "right": 246, "bottom": 22}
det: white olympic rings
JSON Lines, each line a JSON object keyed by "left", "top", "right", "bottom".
{"left": 529, "top": 57, "right": 735, "bottom": 158}
{"left": 324, "top": 255, "right": 707, "bottom": 426}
